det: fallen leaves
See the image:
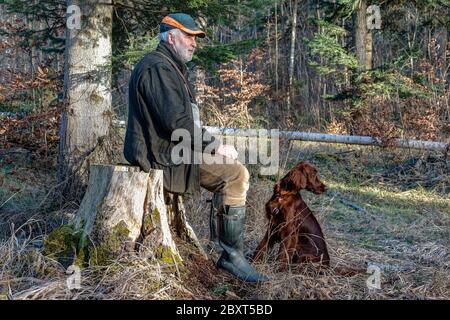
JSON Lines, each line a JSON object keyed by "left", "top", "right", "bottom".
{"left": 0, "top": 108, "right": 61, "bottom": 159}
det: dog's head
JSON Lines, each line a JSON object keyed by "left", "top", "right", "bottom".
{"left": 275, "top": 161, "right": 326, "bottom": 194}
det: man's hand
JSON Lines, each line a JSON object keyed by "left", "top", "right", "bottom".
{"left": 216, "top": 144, "right": 238, "bottom": 160}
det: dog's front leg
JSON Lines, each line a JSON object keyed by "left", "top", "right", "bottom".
{"left": 277, "top": 235, "right": 298, "bottom": 271}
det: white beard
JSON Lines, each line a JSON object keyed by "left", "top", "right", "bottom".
{"left": 172, "top": 41, "right": 194, "bottom": 63}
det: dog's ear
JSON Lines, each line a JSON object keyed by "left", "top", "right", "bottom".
{"left": 290, "top": 168, "right": 307, "bottom": 189}
{"left": 300, "top": 162, "right": 326, "bottom": 194}
{"left": 277, "top": 170, "right": 306, "bottom": 191}
{"left": 273, "top": 182, "right": 281, "bottom": 194}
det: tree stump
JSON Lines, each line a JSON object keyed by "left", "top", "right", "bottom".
{"left": 165, "top": 192, "right": 208, "bottom": 259}
{"left": 69, "top": 164, "right": 203, "bottom": 266}
{"left": 138, "top": 169, "right": 181, "bottom": 264}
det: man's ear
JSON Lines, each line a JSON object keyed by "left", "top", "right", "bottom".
{"left": 167, "top": 30, "right": 176, "bottom": 45}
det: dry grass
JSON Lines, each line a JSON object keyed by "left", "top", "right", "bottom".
{"left": 0, "top": 142, "right": 448, "bottom": 300}
{"left": 0, "top": 219, "right": 196, "bottom": 300}
{"left": 185, "top": 142, "right": 449, "bottom": 300}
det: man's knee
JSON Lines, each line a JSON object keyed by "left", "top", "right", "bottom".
{"left": 232, "top": 164, "right": 249, "bottom": 196}
{"left": 236, "top": 164, "right": 250, "bottom": 184}
{"left": 223, "top": 164, "right": 249, "bottom": 206}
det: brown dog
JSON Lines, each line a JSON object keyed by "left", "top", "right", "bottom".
{"left": 252, "top": 161, "right": 364, "bottom": 276}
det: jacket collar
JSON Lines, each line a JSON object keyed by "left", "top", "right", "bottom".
{"left": 156, "top": 41, "right": 187, "bottom": 76}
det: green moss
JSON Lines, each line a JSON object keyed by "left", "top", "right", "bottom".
{"left": 43, "top": 220, "right": 134, "bottom": 268}
{"left": 142, "top": 211, "right": 154, "bottom": 234}
{"left": 142, "top": 208, "right": 185, "bottom": 271}
{"left": 88, "top": 244, "right": 109, "bottom": 266}
{"left": 76, "top": 218, "right": 88, "bottom": 250}
{"left": 88, "top": 221, "right": 131, "bottom": 266}
{"left": 142, "top": 208, "right": 162, "bottom": 236}
{"left": 150, "top": 208, "right": 161, "bottom": 226}
{"left": 113, "top": 220, "right": 131, "bottom": 238}
{"left": 42, "top": 224, "right": 82, "bottom": 268}
{"left": 152, "top": 208, "right": 161, "bottom": 226}
{"left": 73, "top": 247, "right": 87, "bottom": 268}
{"left": 154, "top": 245, "right": 184, "bottom": 272}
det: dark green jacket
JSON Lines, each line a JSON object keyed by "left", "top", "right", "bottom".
{"left": 124, "top": 42, "right": 215, "bottom": 194}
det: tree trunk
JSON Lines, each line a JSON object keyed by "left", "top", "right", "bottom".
{"left": 287, "top": 0, "right": 298, "bottom": 113}
{"left": 58, "top": 0, "right": 113, "bottom": 197}
{"left": 434, "top": 26, "right": 449, "bottom": 120}
{"left": 274, "top": 0, "right": 279, "bottom": 94}
{"left": 435, "top": 26, "right": 448, "bottom": 85}
{"left": 355, "top": 0, "right": 372, "bottom": 70}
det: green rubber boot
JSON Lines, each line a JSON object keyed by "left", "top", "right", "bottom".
{"left": 209, "top": 193, "right": 223, "bottom": 253}
{"left": 216, "top": 205, "right": 268, "bottom": 283}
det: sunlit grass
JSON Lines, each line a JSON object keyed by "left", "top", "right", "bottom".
{"left": 325, "top": 180, "right": 450, "bottom": 212}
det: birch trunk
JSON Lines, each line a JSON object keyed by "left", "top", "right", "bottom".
{"left": 58, "top": 0, "right": 113, "bottom": 195}
{"left": 204, "top": 126, "right": 449, "bottom": 152}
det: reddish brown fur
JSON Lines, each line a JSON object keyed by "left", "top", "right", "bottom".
{"left": 252, "top": 161, "right": 364, "bottom": 276}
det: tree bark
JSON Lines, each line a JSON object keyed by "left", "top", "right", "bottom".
{"left": 355, "top": 0, "right": 372, "bottom": 70}
{"left": 274, "top": 0, "right": 279, "bottom": 94}
{"left": 287, "top": 0, "right": 298, "bottom": 113}
{"left": 73, "top": 164, "right": 149, "bottom": 263}
{"left": 165, "top": 193, "right": 207, "bottom": 259}
{"left": 58, "top": 0, "right": 113, "bottom": 196}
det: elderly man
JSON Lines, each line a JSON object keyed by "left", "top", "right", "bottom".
{"left": 124, "top": 13, "right": 266, "bottom": 282}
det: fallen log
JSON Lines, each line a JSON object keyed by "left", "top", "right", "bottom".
{"left": 111, "top": 121, "right": 448, "bottom": 152}
{"left": 204, "top": 126, "right": 449, "bottom": 152}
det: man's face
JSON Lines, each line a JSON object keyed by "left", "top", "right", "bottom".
{"left": 169, "top": 29, "right": 197, "bottom": 63}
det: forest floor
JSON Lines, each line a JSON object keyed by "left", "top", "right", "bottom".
{"left": 0, "top": 140, "right": 448, "bottom": 300}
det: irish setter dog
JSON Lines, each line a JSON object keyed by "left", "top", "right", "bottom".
{"left": 252, "top": 161, "right": 364, "bottom": 276}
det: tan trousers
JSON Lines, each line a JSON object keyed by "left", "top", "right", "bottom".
{"left": 199, "top": 153, "right": 249, "bottom": 206}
